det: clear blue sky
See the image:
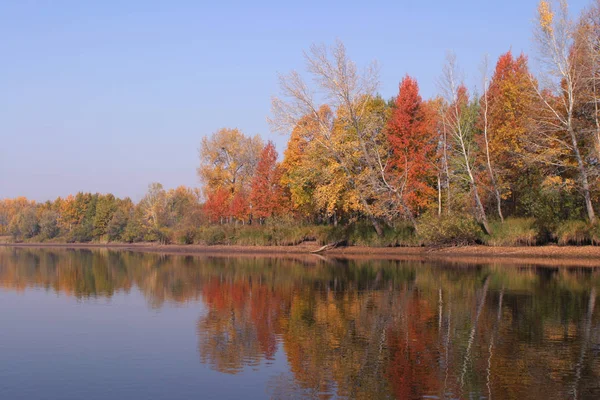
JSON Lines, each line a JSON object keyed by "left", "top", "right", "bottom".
{"left": 0, "top": 0, "right": 588, "bottom": 201}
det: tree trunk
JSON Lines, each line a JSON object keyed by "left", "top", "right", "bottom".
{"left": 437, "top": 174, "right": 442, "bottom": 217}
{"left": 361, "top": 200, "right": 383, "bottom": 236}
{"left": 569, "top": 127, "right": 597, "bottom": 224}
{"left": 459, "top": 134, "right": 492, "bottom": 235}
{"left": 472, "top": 183, "right": 492, "bottom": 235}
{"left": 484, "top": 145, "right": 504, "bottom": 222}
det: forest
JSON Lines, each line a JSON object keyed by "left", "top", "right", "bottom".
{"left": 2, "top": 0, "right": 600, "bottom": 247}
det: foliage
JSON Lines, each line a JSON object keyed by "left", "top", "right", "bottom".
{"left": 9, "top": 207, "right": 39, "bottom": 239}
{"left": 386, "top": 75, "right": 437, "bottom": 214}
{"left": 417, "top": 213, "right": 484, "bottom": 246}
{"left": 39, "top": 210, "right": 60, "bottom": 239}
{"left": 198, "top": 128, "right": 263, "bottom": 195}
{"left": 250, "top": 141, "right": 286, "bottom": 220}
{"left": 67, "top": 223, "right": 93, "bottom": 243}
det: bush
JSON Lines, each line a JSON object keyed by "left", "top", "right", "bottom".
{"left": 486, "top": 218, "right": 538, "bottom": 246}
{"left": 417, "top": 213, "right": 484, "bottom": 246}
{"left": 312, "top": 221, "right": 416, "bottom": 247}
{"left": 197, "top": 226, "right": 229, "bottom": 245}
{"left": 591, "top": 224, "right": 600, "bottom": 245}
{"left": 555, "top": 220, "right": 595, "bottom": 245}
{"left": 67, "top": 223, "right": 94, "bottom": 243}
{"left": 194, "top": 221, "right": 317, "bottom": 246}
{"left": 174, "top": 226, "right": 197, "bottom": 245}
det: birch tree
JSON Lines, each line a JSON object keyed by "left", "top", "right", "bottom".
{"left": 438, "top": 53, "right": 491, "bottom": 234}
{"left": 532, "top": 0, "right": 597, "bottom": 223}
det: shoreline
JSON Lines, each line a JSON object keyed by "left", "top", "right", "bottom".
{"left": 2, "top": 242, "right": 600, "bottom": 267}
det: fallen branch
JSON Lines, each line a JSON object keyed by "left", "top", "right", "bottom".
{"left": 310, "top": 240, "right": 346, "bottom": 254}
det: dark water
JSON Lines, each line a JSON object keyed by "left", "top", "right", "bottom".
{"left": 0, "top": 249, "right": 599, "bottom": 399}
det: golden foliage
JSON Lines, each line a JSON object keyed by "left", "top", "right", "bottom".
{"left": 538, "top": 1, "right": 554, "bottom": 34}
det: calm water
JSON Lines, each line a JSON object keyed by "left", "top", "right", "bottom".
{"left": 0, "top": 249, "right": 599, "bottom": 399}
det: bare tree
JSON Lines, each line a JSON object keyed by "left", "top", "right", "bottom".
{"left": 532, "top": 0, "right": 596, "bottom": 223}
{"left": 438, "top": 53, "right": 492, "bottom": 234}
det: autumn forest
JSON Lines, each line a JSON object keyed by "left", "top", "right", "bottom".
{"left": 3, "top": 0, "right": 600, "bottom": 247}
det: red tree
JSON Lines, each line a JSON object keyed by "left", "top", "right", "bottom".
{"left": 229, "top": 190, "right": 250, "bottom": 223}
{"left": 204, "top": 188, "right": 231, "bottom": 223}
{"left": 250, "top": 141, "right": 285, "bottom": 220}
{"left": 386, "top": 76, "right": 437, "bottom": 213}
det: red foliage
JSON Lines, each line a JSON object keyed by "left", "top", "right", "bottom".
{"left": 250, "top": 141, "right": 285, "bottom": 219}
{"left": 386, "top": 76, "right": 437, "bottom": 212}
{"left": 229, "top": 190, "right": 250, "bottom": 222}
{"left": 386, "top": 292, "right": 440, "bottom": 399}
{"left": 204, "top": 188, "right": 231, "bottom": 223}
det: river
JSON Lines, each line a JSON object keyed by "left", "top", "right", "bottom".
{"left": 0, "top": 248, "right": 598, "bottom": 399}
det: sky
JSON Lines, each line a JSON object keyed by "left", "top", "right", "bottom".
{"left": 0, "top": 0, "right": 589, "bottom": 202}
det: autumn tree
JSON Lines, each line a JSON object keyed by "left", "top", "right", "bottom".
{"left": 140, "top": 183, "right": 167, "bottom": 228}
{"left": 229, "top": 190, "right": 250, "bottom": 223}
{"left": 280, "top": 110, "right": 325, "bottom": 219}
{"left": 198, "top": 128, "right": 263, "bottom": 195}
{"left": 204, "top": 187, "right": 231, "bottom": 224}
{"left": 39, "top": 210, "right": 60, "bottom": 239}
{"left": 0, "top": 197, "right": 33, "bottom": 235}
{"left": 166, "top": 186, "right": 202, "bottom": 226}
{"left": 576, "top": 0, "right": 600, "bottom": 161}
{"left": 271, "top": 41, "right": 409, "bottom": 235}
{"left": 386, "top": 76, "right": 437, "bottom": 220}
{"left": 250, "top": 141, "right": 285, "bottom": 221}
{"left": 481, "top": 51, "right": 537, "bottom": 219}
{"left": 93, "top": 194, "right": 117, "bottom": 237}
{"left": 532, "top": 0, "right": 597, "bottom": 223}
{"left": 9, "top": 207, "right": 39, "bottom": 239}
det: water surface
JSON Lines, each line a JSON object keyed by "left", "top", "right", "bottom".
{"left": 0, "top": 248, "right": 599, "bottom": 399}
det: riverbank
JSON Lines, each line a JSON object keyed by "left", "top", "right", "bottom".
{"left": 3, "top": 242, "right": 600, "bottom": 267}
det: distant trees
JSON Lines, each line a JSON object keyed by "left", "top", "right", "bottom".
{"left": 9, "top": 207, "right": 39, "bottom": 239}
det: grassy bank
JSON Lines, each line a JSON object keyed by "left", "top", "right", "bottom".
{"left": 5, "top": 216, "right": 600, "bottom": 248}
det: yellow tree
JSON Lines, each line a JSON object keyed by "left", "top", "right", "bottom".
{"left": 198, "top": 128, "right": 263, "bottom": 196}
{"left": 481, "top": 51, "right": 537, "bottom": 219}
{"left": 270, "top": 42, "right": 383, "bottom": 235}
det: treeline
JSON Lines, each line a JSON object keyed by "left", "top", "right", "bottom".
{"left": 0, "top": 186, "right": 203, "bottom": 244}
{"left": 2, "top": 0, "right": 600, "bottom": 246}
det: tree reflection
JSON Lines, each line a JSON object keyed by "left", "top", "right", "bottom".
{"left": 0, "top": 248, "right": 599, "bottom": 399}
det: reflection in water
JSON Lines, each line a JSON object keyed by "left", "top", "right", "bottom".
{"left": 1, "top": 248, "right": 599, "bottom": 399}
